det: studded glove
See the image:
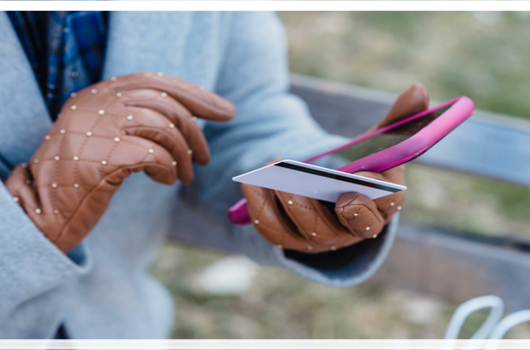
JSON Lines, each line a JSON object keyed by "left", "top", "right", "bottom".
{"left": 5, "top": 72, "right": 235, "bottom": 253}
{"left": 242, "top": 83, "right": 429, "bottom": 254}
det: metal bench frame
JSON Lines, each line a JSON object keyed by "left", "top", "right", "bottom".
{"left": 291, "top": 74, "right": 530, "bottom": 312}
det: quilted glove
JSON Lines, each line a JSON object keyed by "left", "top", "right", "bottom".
{"left": 242, "top": 83, "right": 429, "bottom": 254}
{"left": 5, "top": 72, "right": 235, "bottom": 253}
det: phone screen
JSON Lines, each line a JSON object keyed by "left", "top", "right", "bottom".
{"left": 309, "top": 103, "right": 453, "bottom": 167}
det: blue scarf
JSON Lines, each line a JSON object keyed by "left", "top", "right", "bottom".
{"left": 8, "top": 11, "right": 108, "bottom": 120}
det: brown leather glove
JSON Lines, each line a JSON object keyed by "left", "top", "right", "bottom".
{"left": 5, "top": 72, "right": 235, "bottom": 253}
{"left": 241, "top": 83, "right": 429, "bottom": 254}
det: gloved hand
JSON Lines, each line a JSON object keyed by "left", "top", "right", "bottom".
{"left": 241, "top": 83, "right": 429, "bottom": 253}
{"left": 5, "top": 72, "right": 235, "bottom": 253}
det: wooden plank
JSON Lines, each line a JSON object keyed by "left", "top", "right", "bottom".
{"left": 371, "top": 223, "right": 530, "bottom": 312}
{"left": 291, "top": 74, "right": 530, "bottom": 188}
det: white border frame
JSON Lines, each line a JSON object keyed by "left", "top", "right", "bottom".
{"left": 1, "top": 340, "right": 530, "bottom": 349}
{"left": 0, "top": 2, "right": 530, "bottom": 11}
{"left": 1, "top": 0, "right": 529, "bottom": 347}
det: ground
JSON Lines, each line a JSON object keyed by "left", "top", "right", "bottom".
{"left": 152, "top": 12, "right": 530, "bottom": 339}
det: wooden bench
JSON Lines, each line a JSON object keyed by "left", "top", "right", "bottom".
{"left": 291, "top": 74, "right": 530, "bottom": 312}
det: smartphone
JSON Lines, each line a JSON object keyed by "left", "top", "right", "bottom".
{"left": 304, "top": 96, "right": 474, "bottom": 174}
{"left": 228, "top": 96, "right": 474, "bottom": 225}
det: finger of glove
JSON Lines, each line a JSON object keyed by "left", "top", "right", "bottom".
{"left": 355, "top": 170, "right": 406, "bottom": 222}
{"left": 380, "top": 164, "right": 405, "bottom": 185}
{"left": 119, "top": 89, "right": 210, "bottom": 165}
{"left": 107, "top": 72, "right": 236, "bottom": 122}
{"left": 122, "top": 124, "right": 190, "bottom": 185}
{"left": 117, "top": 106, "right": 195, "bottom": 183}
{"left": 6, "top": 163, "right": 121, "bottom": 252}
{"left": 377, "top": 83, "right": 430, "bottom": 129}
{"left": 132, "top": 161, "right": 177, "bottom": 186}
{"left": 241, "top": 183, "right": 307, "bottom": 250}
{"left": 335, "top": 192, "right": 386, "bottom": 238}
{"left": 264, "top": 157, "right": 286, "bottom": 167}
{"left": 274, "top": 190, "right": 348, "bottom": 243}
{"left": 5, "top": 165, "right": 37, "bottom": 208}
{"left": 380, "top": 165, "right": 406, "bottom": 219}
{"left": 274, "top": 190, "right": 363, "bottom": 253}
{"left": 4, "top": 165, "right": 61, "bottom": 237}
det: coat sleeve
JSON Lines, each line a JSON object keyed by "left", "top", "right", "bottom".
{"left": 172, "top": 12, "right": 398, "bottom": 287}
{"left": 0, "top": 181, "right": 91, "bottom": 338}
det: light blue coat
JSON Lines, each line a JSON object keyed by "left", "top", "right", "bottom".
{"left": 0, "top": 11, "right": 398, "bottom": 338}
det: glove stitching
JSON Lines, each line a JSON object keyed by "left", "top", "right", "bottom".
{"left": 340, "top": 207, "right": 362, "bottom": 220}
{"left": 72, "top": 152, "right": 81, "bottom": 203}
{"left": 100, "top": 139, "right": 120, "bottom": 177}
{"left": 32, "top": 134, "right": 152, "bottom": 154}
{"left": 246, "top": 186, "right": 269, "bottom": 200}
{"left": 25, "top": 157, "right": 150, "bottom": 166}
{"left": 310, "top": 200, "right": 346, "bottom": 243}
{"left": 51, "top": 117, "right": 69, "bottom": 221}
{"left": 246, "top": 187, "right": 293, "bottom": 247}
{"left": 245, "top": 187, "right": 280, "bottom": 242}
{"left": 34, "top": 184, "right": 84, "bottom": 189}
{"left": 247, "top": 187, "right": 269, "bottom": 223}
{"left": 287, "top": 194, "right": 320, "bottom": 244}
{"left": 23, "top": 209, "right": 69, "bottom": 217}
{"left": 144, "top": 149, "right": 160, "bottom": 163}
{"left": 63, "top": 94, "right": 115, "bottom": 221}
{"left": 64, "top": 88, "right": 108, "bottom": 201}
{"left": 279, "top": 194, "right": 312, "bottom": 246}
{"left": 290, "top": 202, "right": 315, "bottom": 210}
{"left": 336, "top": 193, "right": 360, "bottom": 209}
{"left": 54, "top": 161, "right": 172, "bottom": 246}
{"left": 313, "top": 203, "right": 320, "bottom": 239}
{"left": 9, "top": 168, "right": 30, "bottom": 208}
{"left": 122, "top": 124, "right": 186, "bottom": 162}
{"left": 291, "top": 199, "right": 344, "bottom": 243}
{"left": 125, "top": 96, "right": 196, "bottom": 144}
{"left": 68, "top": 116, "right": 83, "bottom": 203}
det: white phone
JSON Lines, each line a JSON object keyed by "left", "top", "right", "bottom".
{"left": 232, "top": 159, "right": 405, "bottom": 203}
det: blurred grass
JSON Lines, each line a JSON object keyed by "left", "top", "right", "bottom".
{"left": 279, "top": 12, "right": 530, "bottom": 119}
{"left": 153, "top": 12, "right": 530, "bottom": 340}
{"left": 153, "top": 244, "right": 530, "bottom": 339}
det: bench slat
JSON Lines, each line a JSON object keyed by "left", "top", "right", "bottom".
{"left": 372, "top": 222, "right": 530, "bottom": 312}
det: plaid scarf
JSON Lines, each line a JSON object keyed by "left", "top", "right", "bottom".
{"left": 8, "top": 11, "right": 108, "bottom": 120}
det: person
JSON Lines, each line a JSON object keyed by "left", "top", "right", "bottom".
{"left": 0, "top": 11, "right": 429, "bottom": 338}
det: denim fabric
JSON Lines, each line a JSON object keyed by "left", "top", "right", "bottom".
{"left": 0, "top": 11, "right": 398, "bottom": 338}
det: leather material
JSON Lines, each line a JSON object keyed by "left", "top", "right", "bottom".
{"left": 4, "top": 72, "right": 235, "bottom": 253}
{"left": 242, "top": 83, "right": 429, "bottom": 254}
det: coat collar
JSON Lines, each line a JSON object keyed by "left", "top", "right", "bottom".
{"left": 102, "top": 12, "right": 194, "bottom": 79}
